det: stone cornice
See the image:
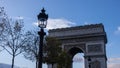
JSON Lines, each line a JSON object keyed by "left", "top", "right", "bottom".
{"left": 49, "top": 23, "right": 104, "bottom": 32}
{"left": 48, "top": 23, "right": 107, "bottom": 43}
{"left": 53, "top": 32, "right": 105, "bottom": 39}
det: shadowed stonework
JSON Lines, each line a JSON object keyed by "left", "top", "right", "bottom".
{"left": 48, "top": 23, "right": 107, "bottom": 68}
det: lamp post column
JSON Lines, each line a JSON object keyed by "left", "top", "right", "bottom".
{"left": 38, "top": 28, "right": 46, "bottom": 68}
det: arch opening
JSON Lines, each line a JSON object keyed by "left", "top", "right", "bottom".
{"left": 68, "top": 47, "right": 85, "bottom": 68}
{"left": 68, "top": 47, "right": 84, "bottom": 57}
{"left": 73, "top": 53, "right": 84, "bottom": 68}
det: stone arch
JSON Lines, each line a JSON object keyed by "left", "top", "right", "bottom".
{"left": 66, "top": 46, "right": 85, "bottom": 68}
{"left": 63, "top": 43, "right": 86, "bottom": 55}
{"left": 48, "top": 24, "right": 107, "bottom": 68}
{"left": 68, "top": 47, "right": 84, "bottom": 58}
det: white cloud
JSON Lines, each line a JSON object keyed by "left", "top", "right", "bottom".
{"left": 117, "top": 26, "right": 120, "bottom": 31}
{"left": 73, "top": 57, "right": 84, "bottom": 62}
{"left": 108, "top": 58, "right": 120, "bottom": 63}
{"left": 9, "top": 16, "right": 24, "bottom": 20}
{"left": 84, "top": 22, "right": 90, "bottom": 25}
{"left": 108, "top": 63, "right": 120, "bottom": 68}
{"left": 115, "top": 26, "right": 120, "bottom": 34}
{"left": 47, "top": 18, "right": 76, "bottom": 29}
{"left": 83, "top": 21, "right": 97, "bottom": 25}
{"left": 73, "top": 53, "right": 84, "bottom": 62}
{"left": 33, "top": 18, "right": 76, "bottom": 30}
{"left": 15, "top": 16, "right": 24, "bottom": 20}
{"left": 108, "top": 58, "right": 120, "bottom": 68}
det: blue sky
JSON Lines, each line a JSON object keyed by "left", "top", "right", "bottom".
{"left": 0, "top": 0, "right": 120, "bottom": 68}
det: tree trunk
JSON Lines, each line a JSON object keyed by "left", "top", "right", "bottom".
{"left": 11, "top": 54, "right": 15, "bottom": 68}
{"left": 36, "top": 61, "right": 38, "bottom": 68}
{"left": 52, "top": 63, "right": 54, "bottom": 68}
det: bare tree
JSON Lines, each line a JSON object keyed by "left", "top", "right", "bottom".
{"left": 0, "top": 7, "right": 28, "bottom": 68}
{"left": 0, "top": 47, "right": 4, "bottom": 52}
{"left": 0, "top": 7, "right": 9, "bottom": 52}
{"left": 22, "top": 32, "right": 62, "bottom": 68}
{"left": 1, "top": 20, "right": 28, "bottom": 68}
{"left": 0, "top": 7, "right": 9, "bottom": 40}
{"left": 22, "top": 30, "right": 39, "bottom": 68}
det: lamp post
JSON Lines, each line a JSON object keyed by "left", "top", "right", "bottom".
{"left": 88, "top": 57, "right": 91, "bottom": 68}
{"left": 37, "top": 8, "right": 48, "bottom": 68}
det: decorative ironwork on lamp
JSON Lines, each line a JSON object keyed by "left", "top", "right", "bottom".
{"left": 37, "top": 8, "right": 48, "bottom": 28}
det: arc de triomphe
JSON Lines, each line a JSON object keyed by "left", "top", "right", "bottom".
{"left": 48, "top": 23, "right": 107, "bottom": 68}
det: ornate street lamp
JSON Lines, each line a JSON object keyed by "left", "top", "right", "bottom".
{"left": 37, "top": 8, "right": 48, "bottom": 68}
